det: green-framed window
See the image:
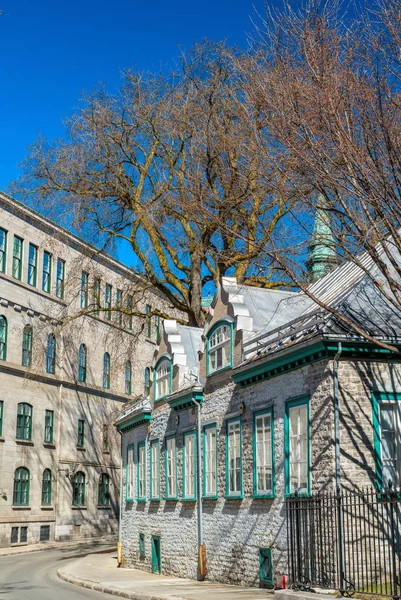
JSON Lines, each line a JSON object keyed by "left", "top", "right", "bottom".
{"left": 259, "top": 548, "right": 274, "bottom": 587}
{"left": 138, "top": 441, "right": 146, "bottom": 501}
{"left": 203, "top": 424, "right": 218, "bottom": 498}
{"left": 165, "top": 436, "right": 178, "bottom": 500}
{"left": 77, "top": 419, "right": 85, "bottom": 448}
{"left": 93, "top": 277, "right": 101, "bottom": 313}
{"left": 126, "top": 444, "right": 135, "bottom": 501}
{"left": 56, "top": 259, "right": 65, "bottom": 299}
{"left": 80, "top": 271, "right": 89, "bottom": 308}
{"left": 144, "top": 367, "right": 151, "bottom": 396}
{"left": 98, "top": 473, "right": 111, "bottom": 506}
{"left": 253, "top": 408, "right": 275, "bottom": 498}
{"left": 22, "top": 325, "right": 33, "bottom": 367}
{"left": 0, "top": 228, "right": 7, "bottom": 273}
{"left": 372, "top": 392, "right": 401, "bottom": 490}
{"left": 27, "top": 243, "right": 38, "bottom": 287}
{"left": 44, "top": 409, "right": 54, "bottom": 443}
{"left": 104, "top": 283, "right": 112, "bottom": 320}
{"left": 0, "top": 400, "right": 3, "bottom": 437}
{"left": 150, "top": 439, "right": 160, "bottom": 500}
{"left": 46, "top": 334, "right": 56, "bottom": 374}
{"left": 145, "top": 304, "right": 151, "bottom": 337}
{"left": 12, "top": 235, "right": 23, "bottom": 280}
{"left": 103, "top": 424, "right": 109, "bottom": 452}
{"left": 154, "top": 357, "right": 172, "bottom": 401}
{"left": 16, "top": 402, "right": 32, "bottom": 441}
{"left": 154, "top": 315, "right": 160, "bottom": 344}
{"left": 183, "top": 430, "right": 196, "bottom": 500}
{"left": 41, "top": 469, "right": 52, "bottom": 505}
{"left": 0, "top": 316, "right": 7, "bottom": 361}
{"left": 226, "top": 417, "right": 243, "bottom": 498}
{"left": 13, "top": 467, "right": 30, "bottom": 506}
{"left": 126, "top": 295, "right": 133, "bottom": 329}
{"left": 125, "top": 361, "right": 132, "bottom": 395}
{"left": 285, "top": 397, "right": 310, "bottom": 495}
{"left": 42, "top": 250, "right": 52, "bottom": 293}
{"left": 207, "top": 320, "right": 233, "bottom": 376}
{"left": 72, "top": 471, "right": 85, "bottom": 506}
{"left": 139, "top": 532, "right": 146, "bottom": 558}
{"left": 103, "top": 352, "right": 110, "bottom": 389}
{"left": 116, "top": 289, "right": 122, "bottom": 326}
{"left": 78, "top": 344, "right": 87, "bottom": 383}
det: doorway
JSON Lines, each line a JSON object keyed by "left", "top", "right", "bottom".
{"left": 151, "top": 535, "right": 161, "bottom": 574}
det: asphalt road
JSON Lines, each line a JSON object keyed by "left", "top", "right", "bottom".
{"left": 0, "top": 543, "right": 116, "bottom": 599}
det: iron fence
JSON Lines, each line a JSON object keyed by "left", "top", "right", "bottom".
{"left": 286, "top": 487, "right": 401, "bottom": 599}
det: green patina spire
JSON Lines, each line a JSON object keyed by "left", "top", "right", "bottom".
{"left": 307, "top": 194, "right": 340, "bottom": 283}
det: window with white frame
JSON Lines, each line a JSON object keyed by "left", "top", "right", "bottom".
{"left": 138, "top": 442, "right": 146, "bottom": 500}
{"left": 208, "top": 323, "right": 231, "bottom": 374}
{"left": 150, "top": 440, "right": 160, "bottom": 499}
{"left": 254, "top": 411, "right": 273, "bottom": 496}
{"left": 127, "top": 445, "right": 134, "bottom": 500}
{"left": 287, "top": 402, "right": 309, "bottom": 494}
{"left": 165, "top": 437, "right": 177, "bottom": 499}
{"left": 204, "top": 425, "right": 217, "bottom": 497}
{"left": 227, "top": 419, "right": 242, "bottom": 497}
{"left": 155, "top": 359, "right": 171, "bottom": 400}
{"left": 379, "top": 402, "right": 401, "bottom": 488}
{"left": 183, "top": 432, "right": 196, "bottom": 499}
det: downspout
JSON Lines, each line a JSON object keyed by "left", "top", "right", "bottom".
{"left": 333, "top": 342, "right": 345, "bottom": 592}
{"left": 117, "top": 429, "right": 123, "bottom": 566}
{"left": 192, "top": 397, "right": 205, "bottom": 581}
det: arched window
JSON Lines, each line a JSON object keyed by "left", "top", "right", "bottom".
{"left": 22, "top": 325, "right": 33, "bottom": 367}
{"left": 207, "top": 322, "right": 232, "bottom": 375}
{"left": 144, "top": 367, "right": 150, "bottom": 396}
{"left": 46, "top": 334, "right": 56, "bottom": 374}
{"left": 98, "top": 473, "right": 110, "bottom": 506}
{"left": 72, "top": 471, "right": 85, "bottom": 506}
{"left": 16, "top": 403, "right": 32, "bottom": 441}
{"left": 125, "top": 361, "right": 132, "bottom": 395}
{"left": 41, "top": 469, "right": 52, "bottom": 505}
{"left": 13, "top": 467, "right": 30, "bottom": 506}
{"left": 78, "top": 344, "right": 87, "bottom": 383}
{"left": 103, "top": 353, "right": 110, "bottom": 389}
{"left": 0, "top": 316, "right": 7, "bottom": 361}
{"left": 155, "top": 358, "right": 171, "bottom": 401}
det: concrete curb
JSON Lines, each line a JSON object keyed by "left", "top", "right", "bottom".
{"left": 0, "top": 537, "right": 116, "bottom": 558}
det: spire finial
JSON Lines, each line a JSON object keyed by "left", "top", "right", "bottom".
{"left": 307, "top": 194, "right": 340, "bottom": 282}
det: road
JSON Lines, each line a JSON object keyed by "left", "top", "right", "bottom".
{"left": 0, "top": 543, "right": 116, "bottom": 599}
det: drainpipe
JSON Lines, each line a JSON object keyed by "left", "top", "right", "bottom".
{"left": 117, "top": 429, "right": 123, "bottom": 567}
{"left": 192, "top": 397, "right": 205, "bottom": 581}
{"left": 333, "top": 342, "right": 345, "bottom": 592}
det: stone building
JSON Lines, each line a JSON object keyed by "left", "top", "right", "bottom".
{"left": 0, "top": 190, "right": 169, "bottom": 548}
{"left": 117, "top": 239, "right": 401, "bottom": 587}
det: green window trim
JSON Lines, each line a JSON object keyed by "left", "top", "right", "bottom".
{"left": 139, "top": 532, "right": 146, "bottom": 558}
{"left": 22, "top": 325, "right": 33, "bottom": 367}
{"left": 154, "top": 356, "right": 173, "bottom": 402}
{"left": 42, "top": 250, "right": 52, "bottom": 293}
{"left": 103, "top": 352, "right": 111, "bottom": 389}
{"left": 0, "top": 228, "right": 7, "bottom": 273}
{"left": 225, "top": 417, "right": 243, "bottom": 499}
{"left": 80, "top": 271, "right": 89, "bottom": 308}
{"left": 78, "top": 344, "right": 87, "bottom": 383}
{"left": 145, "top": 304, "right": 152, "bottom": 337}
{"left": 16, "top": 402, "right": 32, "bottom": 441}
{"left": 164, "top": 435, "right": 178, "bottom": 500}
{"left": 150, "top": 439, "right": 161, "bottom": 501}
{"left": 46, "top": 334, "right": 56, "bottom": 374}
{"left": 0, "top": 316, "right": 7, "bottom": 361}
{"left": 104, "top": 283, "right": 112, "bottom": 320}
{"left": 126, "top": 444, "right": 135, "bottom": 502}
{"left": 203, "top": 423, "right": 218, "bottom": 499}
{"left": 77, "top": 419, "right": 85, "bottom": 448}
{"left": 125, "top": 361, "right": 132, "bottom": 395}
{"left": 28, "top": 243, "right": 38, "bottom": 287}
{"left": 253, "top": 408, "right": 276, "bottom": 498}
{"left": 372, "top": 391, "right": 401, "bottom": 491}
{"left": 137, "top": 441, "right": 146, "bottom": 501}
{"left": 44, "top": 409, "right": 54, "bottom": 444}
{"left": 12, "top": 235, "right": 23, "bottom": 281}
{"left": 56, "top": 259, "right": 65, "bottom": 299}
{"left": 41, "top": 469, "right": 52, "bottom": 506}
{"left": 182, "top": 430, "right": 197, "bottom": 500}
{"left": 126, "top": 295, "right": 133, "bottom": 330}
{"left": 116, "top": 289, "right": 123, "bottom": 326}
{"left": 13, "top": 467, "right": 30, "bottom": 506}
{"left": 284, "top": 396, "right": 311, "bottom": 497}
{"left": 259, "top": 548, "right": 274, "bottom": 587}
{"left": 98, "top": 473, "right": 111, "bottom": 506}
{"left": 206, "top": 319, "right": 234, "bottom": 377}
{"left": 72, "top": 471, "right": 86, "bottom": 506}
{"left": 0, "top": 400, "right": 3, "bottom": 437}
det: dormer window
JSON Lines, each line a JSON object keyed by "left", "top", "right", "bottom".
{"left": 155, "top": 358, "right": 172, "bottom": 401}
{"left": 207, "top": 321, "right": 233, "bottom": 375}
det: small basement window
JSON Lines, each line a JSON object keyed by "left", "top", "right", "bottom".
{"left": 259, "top": 548, "right": 274, "bottom": 588}
{"left": 40, "top": 525, "right": 50, "bottom": 542}
{"left": 139, "top": 533, "right": 146, "bottom": 558}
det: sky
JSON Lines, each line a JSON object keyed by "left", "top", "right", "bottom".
{"left": 0, "top": 0, "right": 267, "bottom": 190}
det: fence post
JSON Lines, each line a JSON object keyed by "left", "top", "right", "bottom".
{"left": 337, "top": 485, "right": 345, "bottom": 593}
{"left": 389, "top": 486, "right": 400, "bottom": 600}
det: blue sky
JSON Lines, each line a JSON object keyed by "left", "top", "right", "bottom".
{"left": 0, "top": 0, "right": 266, "bottom": 190}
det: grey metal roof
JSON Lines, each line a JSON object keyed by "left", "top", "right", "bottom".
{"left": 240, "top": 285, "right": 308, "bottom": 332}
{"left": 177, "top": 325, "right": 203, "bottom": 374}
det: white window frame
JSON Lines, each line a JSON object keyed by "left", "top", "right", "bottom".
{"left": 226, "top": 418, "right": 242, "bottom": 497}
{"left": 287, "top": 401, "right": 309, "bottom": 495}
{"left": 150, "top": 440, "right": 160, "bottom": 500}
{"left": 165, "top": 437, "right": 177, "bottom": 499}
{"left": 138, "top": 442, "right": 146, "bottom": 500}
{"left": 208, "top": 323, "right": 231, "bottom": 374}
{"left": 155, "top": 359, "right": 171, "bottom": 400}
{"left": 204, "top": 425, "right": 217, "bottom": 497}
{"left": 127, "top": 445, "right": 135, "bottom": 501}
{"left": 254, "top": 410, "right": 274, "bottom": 496}
{"left": 183, "top": 432, "right": 196, "bottom": 499}
{"left": 379, "top": 401, "right": 401, "bottom": 489}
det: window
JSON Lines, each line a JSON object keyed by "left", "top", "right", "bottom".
{"left": 16, "top": 403, "right": 32, "bottom": 441}
{"left": 226, "top": 418, "right": 242, "bottom": 498}
{"left": 103, "top": 352, "right": 110, "bottom": 389}
{"left": 0, "top": 228, "right": 7, "bottom": 273}
{"left": 78, "top": 344, "right": 87, "bottom": 383}
{"left": 0, "top": 316, "right": 7, "bottom": 360}
{"left": 11, "top": 527, "right": 19, "bottom": 544}
{"left": 126, "top": 295, "right": 133, "bottom": 329}
{"left": 28, "top": 243, "right": 38, "bottom": 286}
{"left": 155, "top": 358, "right": 171, "bottom": 401}
{"left": 46, "top": 334, "right": 56, "bottom": 374}
{"left": 373, "top": 393, "right": 401, "bottom": 490}
{"left": 138, "top": 441, "right": 146, "bottom": 500}
{"left": 165, "top": 436, "right": 177, "bottom": 499}
{"left": 183, "top": 431, "right": 196, "bottom": 500}
{"left": 285, "top": 398, "right": 310, "bottom": 495}
{"left": 125, "top": 361, "right": 132, "bottom": 395}
{"left": 126, "top": 444, "right": 135, "bottom": 501}
{"left": 139, "top": 533, "right": 146, "bottom": 558}
{"left": 77, "top": 419, "right": 85, "bottom": 448}
{"left": 20, "top": 527, "right": 28, "bottom": 543}
{"left": 104, "top": 283, "right": 112, "bottom": 320}
{"left": 22, "top": 325, "right": 33, "bottom": 367}
{"left": 145, "top": 304, "right": 151, "bottom": 337}
{"left": 13, "top": 467, "right": 30, "bottom": 506}
{"left": 207, "top": 322, "right": 232, "bottom": 375}
{"left": 93, "top": 278, "right": 101, "bottom": 314}
{"left": 259, "top": 548, "right": 274, "bottom": 587}
{"left": 154, "top": 315, "right": 160, "bottom": 343}
{"left": 253, "top": 409, "right": 275, "bottom": 497}
{"left": 116, "top": 289, "right": 122, "bottom": 326}
{"left": 204, "top": 424, "right": 217, "bottom": 498}
{"left": 56, "top": 259, "right": 65, "bottom": 299}
{"left": 41, "top": 469, "right": 52, "bottom": 505}
{"left": 44, "top": 409, "right": 54, "bottom": 444}
{"left": 144, "top": 367, "right": 150, "bottom": 396}
{"left": 12, "top": 235, "right": 23, "bottom": 280}
{"left": 72, "top": 471, "right": 85, "bottom": 506}
{"left": 103, "top": 424, "right": 110, "bottom": 452}
{"left": 150, "top": 439, "right": 160, "bottom": 500}
{"left": 42, "top": 250, "right": 52, "bottom": 293}
{"left": 0, "top": 400, "right": 3, "bottom": 437}
{"left": 80, "top": 271, "right": 89, "bottom": 308}
{"left": 98, "top": 473, "right": 110, "bottom": 506}
{"left": 40, "top": 525, "right": 50, "bottom": 542}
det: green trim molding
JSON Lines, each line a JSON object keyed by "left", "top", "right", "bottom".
{"left": 372, "top": 391, "right": 401, "bottom": 491}
{"left": 225, "top": 416, "right": 243, "bottom": 499}
{"left": 284, "top": 396, "right": 311, "bottom": 497}
{"left": 253, "top": 407, "right": 276, "bottom": 499}
{"left": 203, "top": 422, "right": 218, "bottom": 499}
{"left": 117, "top": 409, "right": 152, "bottom": 433}
{"left": 206, "top": 318, "right": 234, "bottom": 377}
{"left": 168, "top": 387, "right": 203, "bottom": 411}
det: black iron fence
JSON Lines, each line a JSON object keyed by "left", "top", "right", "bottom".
{"left": 286, "top": 487, "right": 401, "bottom": 599}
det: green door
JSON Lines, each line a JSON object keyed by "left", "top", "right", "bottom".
{"left": 151, "top": 536, "right": 161, "bottom": 574}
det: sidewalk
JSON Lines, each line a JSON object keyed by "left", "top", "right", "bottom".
{"left": 58, "top": 551, "right": 273, "bottom": 600}
{"left": 0, "top": 536, "right": 116, "bottom": 558}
